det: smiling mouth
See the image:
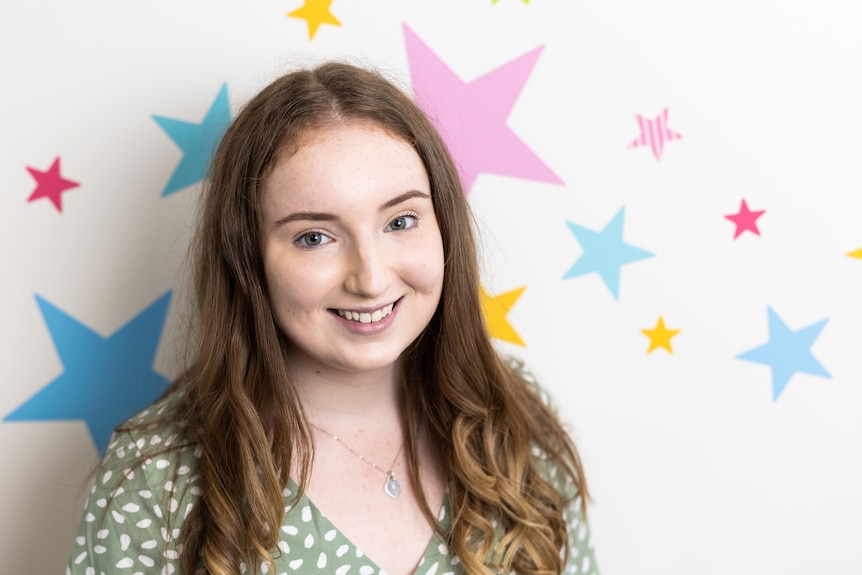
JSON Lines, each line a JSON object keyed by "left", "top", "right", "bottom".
{"left": 335, "top": 302, "right": 395, "bottom": 324}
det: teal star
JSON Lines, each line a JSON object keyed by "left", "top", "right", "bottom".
{"left": 563, "top": 207, "right": 654, "bottom": 299}
{"left": 153, "top": 83, "right": 231, "bottom": 197}
{"left": 4, "top": 292, "right": 172, "bottom": 454}
{"left": 737, "top": 307, "right": 830, "bottom": 401}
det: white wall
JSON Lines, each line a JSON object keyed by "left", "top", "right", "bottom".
{"left": 1, "top": 1, "right": 860, "bottom": 573}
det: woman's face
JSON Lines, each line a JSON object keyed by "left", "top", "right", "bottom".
{"left": 260, "top": 122, "right": 445, "bottom": 379}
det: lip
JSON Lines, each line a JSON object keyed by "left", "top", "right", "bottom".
{"left": 329, "top": 297, "right": 402, "bottom": 334}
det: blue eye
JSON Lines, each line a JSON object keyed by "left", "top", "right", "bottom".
{"left": 386, "top": 214, "right": 418, "bottom": 232}
{"left": 296, "top": 231, "right": 332, "bottom": 247}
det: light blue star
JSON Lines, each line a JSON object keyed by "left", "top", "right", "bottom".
{"left": 736, "top": 307, "right": 830, "bottom": 401}
{"left": 4, "top": 292, "right": 172, "bottom": 454}
{"left": 153, "top": 83, "right": 231, "bottom": 197}
{"left": 563, "top": 207, "right": 654, "bottom": 299}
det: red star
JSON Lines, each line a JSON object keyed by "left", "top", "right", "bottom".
{"left": 26, "top": 157, "right": 79, "bottom": 212}
{"left": 724, "top": 199, "right": 765, "bottom": 239}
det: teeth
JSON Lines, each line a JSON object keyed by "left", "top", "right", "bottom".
{"left": 337, "top": 303, "right": 394, "bottom": 324}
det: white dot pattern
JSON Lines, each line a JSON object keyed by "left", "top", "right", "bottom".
{"left": 67, "top": 375, "right": 599, "bottom": 574}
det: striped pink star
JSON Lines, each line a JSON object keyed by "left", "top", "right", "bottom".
{"left": 629, "top": 108, "right": 682, "bottom": 161}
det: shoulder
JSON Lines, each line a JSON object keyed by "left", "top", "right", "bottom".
{"left": 505, "top": 357, "right": 580, "bottom": 499}
{"left": 505, "top": 355, "right": 557, "bottom": 406}
{"left": 506, "top": 359, "right": 600, "bottom": 573}
{"left": 103, "top": 390, "right": 200, "bottom": 499}
{"left": 68, "top": 393, "right": 202, "bottom": 573}
{"left": 88, "top": 390, "right": 202, "bottom": 531}
{"left": 531, "top": 445, "right": 579, "bottom": 501}
{"left": 516, "top": 359, "right": 558, "bottom": 410}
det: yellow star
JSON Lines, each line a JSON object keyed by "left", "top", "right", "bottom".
{"left": 287, "top": 0, "right": 341, "bottom": 40}
{"left": 640, "top": 316, "right": 681, "bottom": 354}
{"left": 480, "top": 286, "right": 526, "bottom": 346}
{"left": 847, "top": 248, "right": 862, "bottom": 260}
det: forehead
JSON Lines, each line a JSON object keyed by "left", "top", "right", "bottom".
{"left": 292, "top": 121, "right": 415, "bottom": 164}
{"left": 262, "top": 121, "right": 430, "bottom": 212}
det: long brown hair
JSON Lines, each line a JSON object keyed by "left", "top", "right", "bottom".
{"left": 167, "top": 62, "right": 588, "bottom": 575}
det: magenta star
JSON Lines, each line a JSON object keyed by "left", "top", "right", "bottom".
{"left": 403, "top": 24, "right": 562, "bottom": 196}
{"left": 26, "top": 157, "right": 80, "bottom": 212}
{"left": 629, "top": 108, "right": 682, "bottom": 161}
{"left": 725, "top": 199, "right": 765, "bottom": 239}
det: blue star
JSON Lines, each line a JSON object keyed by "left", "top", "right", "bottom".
{"left": 563, "top": 207, "right": 654, "bottom": 299}
{"left": 4, "top": 292, "right": 172, "bottom": 454}
{"left": 153, "top": 83, "right": 231, "bottom": 197}
{"left": 736, "top": 307, "right": 830, "bottom": 401}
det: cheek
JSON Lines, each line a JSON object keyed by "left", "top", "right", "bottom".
{"left": 408, "top": 238, "right": 446, "bottom": 296}
{"left": 263, "top": 255, "right": 321, "bottom": 316}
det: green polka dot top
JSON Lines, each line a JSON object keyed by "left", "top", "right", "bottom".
{"left": 66, "top": 379, "right": 598, "bottom": 575}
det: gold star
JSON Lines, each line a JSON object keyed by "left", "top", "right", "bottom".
{"left": 847, "top": 248, "right": 862, "bottom": 260}
{"left": 287, "top": 0, "right": 341, "bottom": 40}
{"left": 640, "top": 316, "right": 681, "bottom": 354}
{"left": 480, "top": 286, "right": 526, "bottom": 346}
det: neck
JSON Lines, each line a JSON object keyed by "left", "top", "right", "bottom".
{"left": 290, "top": 359, "right": 404, "bottom": 432}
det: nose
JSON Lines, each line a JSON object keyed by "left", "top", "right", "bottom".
{"left": 343, "top": 238, "right": 389, "bottom": 297}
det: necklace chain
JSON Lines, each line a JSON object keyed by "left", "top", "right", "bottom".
{"left": 311, "top": 423, "right": 404, "bottom": 499}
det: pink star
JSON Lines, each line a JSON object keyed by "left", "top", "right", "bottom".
{"left": 26, "top": 157, "right": 80, "bottom": 212}
{"left": 629, "top": 108, "right": 682, "bottom": 161}
{"left": 403, "top": 24, "right": 562, "bottom": 196}
{"left": 725, "top": 199, "right": 765, "bottom": 239}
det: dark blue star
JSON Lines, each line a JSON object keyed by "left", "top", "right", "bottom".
{"left": 563, "top": 207, "right": 654, "bottom": 299}
{"left": 736, "top": 307, "right": 830, "bottom": 401}
{"left": 153, "top": 83, "right": 231, "bottom": 197}
{"left": 4, "top": 292, "right": 172, "bottom": 454}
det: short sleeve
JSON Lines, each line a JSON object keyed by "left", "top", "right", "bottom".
{"left": 516, "top": 360, "right": 600, "bottom": 575}
{"left": 66, "top": 425, "right": 199, "bottom": 575}
{"left": 531, "top": 456, "right": 599, "bottom": 575}
{"left": 562, "top": 495, "right": 599, "bottom": 575}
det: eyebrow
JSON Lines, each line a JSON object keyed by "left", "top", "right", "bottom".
{"left": 380, "top": 190, "right": 431, "bottom": 210}
{"left": 273, "top": 211, "right": 338, "bottom": 227}
{"left": 273, "top": 189, "right": 431, "bottom": 228}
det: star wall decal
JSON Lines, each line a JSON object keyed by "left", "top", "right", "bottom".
{"left": 403, "top": 24, "right": 562, "bottom": 196}
{"left": 480, "top": 285, "right": 526, "bottom": 346}
{"left": 287, "top": 0, "right": 341, "bottom": 39}
{"left": 25, "top": 157, "right": 79, "bottom": 212}
{"left": 3, "top": 292, "right": 172, "bottom": 454}
{"left": 152, "top": 83, "right": 231, "bottom": 197}
{"left": 563, "top": 207, "right": 654, "bottom": 299}
{"left": 629, "top": 108, "right": 682, "bottom": 161}
{"left": 641, "top": 316, "right": 680, "bottom": 353}
{"left": 847, "top": 248, "right": 862, "bottom": 259}
{"left": 725, "top": 199, "right": 765, "bottom": 239}
{"left": 736, "top": 307, "right": 830, "bottom": 401}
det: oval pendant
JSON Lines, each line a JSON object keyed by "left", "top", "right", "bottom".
{"left": 384, "top": 476, "right": 402, "bottom": 499}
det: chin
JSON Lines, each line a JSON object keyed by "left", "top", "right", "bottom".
{"left": 336, "top": 354, "right": 403, "bottom": 374}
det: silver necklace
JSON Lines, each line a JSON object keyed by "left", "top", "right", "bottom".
{"left": 311, "top": 424, "right": 404, "bottom": 499}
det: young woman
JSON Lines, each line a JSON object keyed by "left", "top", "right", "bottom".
{"left": 66, "top": 63, "right": 598, "bottom": 575}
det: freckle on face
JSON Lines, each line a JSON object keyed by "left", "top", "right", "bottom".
{"left": 260, "top": 122, "right": 445, "bottom": 378}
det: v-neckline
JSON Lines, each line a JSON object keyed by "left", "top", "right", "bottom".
{"left": 285, "top": 478, "right": 451, "bottom": 575}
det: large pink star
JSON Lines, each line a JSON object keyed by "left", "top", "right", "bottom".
{"left": 629, "top": 108, "right": 682, "bottom": 161}
{"left": 725, "top": 199, "right": 765, "bottom": 239}
{"left": 26, "top": 157, "right": 79, "bottom": 212}
{"left": 403, "top": 24, "right": 562, "bottom": 196}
